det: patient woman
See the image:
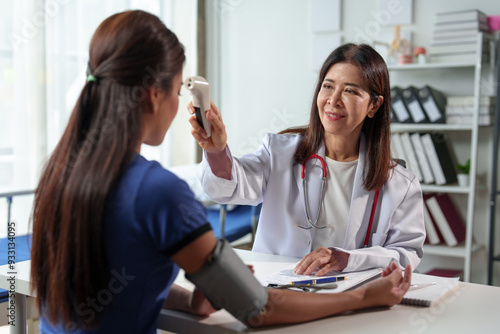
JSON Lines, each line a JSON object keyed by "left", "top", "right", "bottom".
{"left": 191, "top": 43, "right": 425, "bottom": 276}
{"left": 31, "top": 10, "right": 411, "bottom": 333}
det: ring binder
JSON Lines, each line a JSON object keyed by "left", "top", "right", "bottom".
{"left": 418, "top": 86, "right": 447, "bottom": 123}
{"left": 391, "top": 87, "right": 412, "bottom": 123}
{"left": 402, "top": 86, "right": 430, "bottom": 123}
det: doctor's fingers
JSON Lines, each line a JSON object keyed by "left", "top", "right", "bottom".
{"left": 186, "top": 100, "right": 222, "bottom": 118}
{"left": 206, "top": 102, "right": 227, "bottom": 130}
{"left": 205, "top": 109, "right": 228, "bottom": 149}
{"left": 312, "top": 259, "right": 344, "bottom": 276}
{"left": 298, "top": 256, "right": 333, "bottom": 276}
{"left": 294, "top": 248, "right": 331, "bottom": 274}
{"left": 293, "top": 255, "right": 316, "bottom": 274}
{"left": 187, "top": 101, "right": 195, "bottom": 115}
{"left": 206, "top": 109, "right": 226, "bottom": 134}
{"left": 208, "top": 100, "right": 222, "bottom": 118}
{"left": 188, "top": 115, "right": 227, "bottom": 153}
{"left": 189, "top": 115, "right": 209, "bottom": 143}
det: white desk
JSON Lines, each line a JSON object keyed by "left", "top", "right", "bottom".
{"left": 2, "top": 253, "right": 500, "bottom": 334}
{"left": 159, "top": 249, "right": 500, "bottom": 334}
{"left": 0, "top": 260, "right": 34, "bottom": 334}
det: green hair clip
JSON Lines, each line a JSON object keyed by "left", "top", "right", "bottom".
{"left": 86, "top": 74, "right": 98, "bottom": 83}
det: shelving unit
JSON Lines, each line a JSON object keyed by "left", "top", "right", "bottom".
{"left": 389, "top": 33, "right": 497, "bottom": 282}
{"left": 487, "top": 37, "right": 500, "bottom": 286}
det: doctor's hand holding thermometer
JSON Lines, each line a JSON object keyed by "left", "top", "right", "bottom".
{"left": 185, "top": 76, "right": 212, "bottom": 137}
{"left": 188, "top": 99, "right": 232, "bottom": 180}
{"left": 186, "top": 78, "right": 233, "bottom": 180}
{"left": 188, "top": 99, "right": 227, "bottom": 152}
{"left": 185, "top": 76, "right": 226, "bottom": 150}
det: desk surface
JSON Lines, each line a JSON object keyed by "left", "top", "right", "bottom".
{"left": 0, "top": 259, "right": 32, "bottom": 296}
{"left": 2, "top": 253, "right": 500, "bottom": 334}
{"left": 162, "top": 249, "right": 500, "bottom": 334}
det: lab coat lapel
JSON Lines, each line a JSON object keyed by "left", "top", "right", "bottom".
{"left": 344, "top": 133, "right": 370, "bottom": 249}
{"left": 294, "top": 142, "right": 326, "bottom": 232}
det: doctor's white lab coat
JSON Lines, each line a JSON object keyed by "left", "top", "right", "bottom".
{"left": 200, "top": 133, "right": 426, "bottom": 272}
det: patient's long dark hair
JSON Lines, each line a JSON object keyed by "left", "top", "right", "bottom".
{"left": 31, "top": 10, "right": 185, "bottom": 328}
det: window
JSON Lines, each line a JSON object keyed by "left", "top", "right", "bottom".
{"left": 0, "top": 0, "right": 198, "bottom": 237}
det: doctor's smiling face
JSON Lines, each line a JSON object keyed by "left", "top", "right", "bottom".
{"left": 317, "top": 62, "right": 383, "bottom": 145}
{"left": 299, "top": 43, "right": 391, "bottom": 190}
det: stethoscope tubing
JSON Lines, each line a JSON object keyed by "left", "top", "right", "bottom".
{"left": 300, "top": 154, "right": 327, "bottom": 230}
{"left": 299, "top": 154, "right": 380, "bottom": 247}
{"left": 301, "top": 176, "right": 327, "bottom": 229}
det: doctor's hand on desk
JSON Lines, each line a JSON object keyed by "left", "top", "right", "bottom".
{"left": 294, "top": 247, "right": 350, "bottom": 276}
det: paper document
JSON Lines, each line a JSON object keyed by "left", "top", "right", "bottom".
{"left": 257, "top": 263, "right": 382, "bottom": 293}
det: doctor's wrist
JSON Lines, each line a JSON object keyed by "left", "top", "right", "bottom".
{"left": 327, "top": 247, "right": 350, "bottom": 272}
{"left": 206, "top": 146, "right": 232, "bottom": 180}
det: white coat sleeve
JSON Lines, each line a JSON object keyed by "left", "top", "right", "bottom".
{"left": 339, "top": 174, "right": 426, "bottom": 272}
{"left": 199, "top": 138, "right": 272, "bottom": 206}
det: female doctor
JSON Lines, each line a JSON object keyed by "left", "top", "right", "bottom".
{"left": 189, "top": 43, "right": 426, "bottom": 276}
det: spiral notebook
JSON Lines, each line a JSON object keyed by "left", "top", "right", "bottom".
{"left": 402, "top": 273, "right": 460, "bottom": 307}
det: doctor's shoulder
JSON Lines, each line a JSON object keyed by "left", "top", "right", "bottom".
{"left": 263, "top": 132, "right": 304, "bottom": 155}
{"left": 387, "top": 162, "right": 420, "bottom": 189}
{"left": 259, "top": 132, "right": 304, "bottom": 170}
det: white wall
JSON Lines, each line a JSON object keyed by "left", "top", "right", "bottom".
{"left": 208, "top": 0, "right": 500, "bottom": 152}
{"left": 206, "top": 0, "right": 500, "bottom": 284}
{"left": 0, "top": 0, "right": 200, "bottom": 238}
{"left": 207, "top": 0, "right": 316, "bottom": 157}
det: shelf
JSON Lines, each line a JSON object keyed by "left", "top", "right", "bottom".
{"left": 388, "top": 62, "right": 475, "bottom": 71}
{"left": 424, "top": 243, "right": 484, "bottom": 258}
{"left": 420, "top": 183, "right": 486, "bottom": 193}
{"left": 389, "top": 32, "right": 494, "bottom": 283}
{"left": 421, "top": 184, "right": 469, "bottom": 194}
{"left": 391, "top": 123, "right": 473, "bottom": 132}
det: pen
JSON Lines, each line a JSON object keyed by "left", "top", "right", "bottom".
{"left": 267, "top": 283, "right": 338, "bottom": 292}
{"left": 289, "top": 276, "right": 348, "bottom": 285}
{"left": 409, "top": 282, "right": 436, "bottom": 291}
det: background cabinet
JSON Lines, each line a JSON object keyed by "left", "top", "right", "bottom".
{"left": 388, "top": 33, "right": 497, "bottom": 282}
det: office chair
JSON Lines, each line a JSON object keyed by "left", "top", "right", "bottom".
{"left": 206, "top": 203, "right": 262, "bottom": 243}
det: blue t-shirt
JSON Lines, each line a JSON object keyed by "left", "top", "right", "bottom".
{"left": 40, "top": 154, "right": 211, "bottom": 333}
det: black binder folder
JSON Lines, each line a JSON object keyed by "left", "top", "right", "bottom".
{"left": 402, "top": 86, "right": 430, "bottom": 123}
{"left": 418, "top": 86, "right": 446, "bottom": 123}
{"left": 421, "top": 132, "right": 458, "bottom": 185}
{"left": 391, "top": 87, "right": 412, "bottom": 123}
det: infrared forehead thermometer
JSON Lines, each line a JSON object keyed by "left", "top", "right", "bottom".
{"left": 184, "top": 76, "right": 211, "bottom": 137}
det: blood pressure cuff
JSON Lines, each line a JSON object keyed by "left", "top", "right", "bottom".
{"left": 185, "top": 239, "right": 268, "bottom": 322}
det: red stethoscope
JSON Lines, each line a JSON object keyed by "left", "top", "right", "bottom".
{"left": 300, "top": 154, "right": 380, "bottom": 247}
